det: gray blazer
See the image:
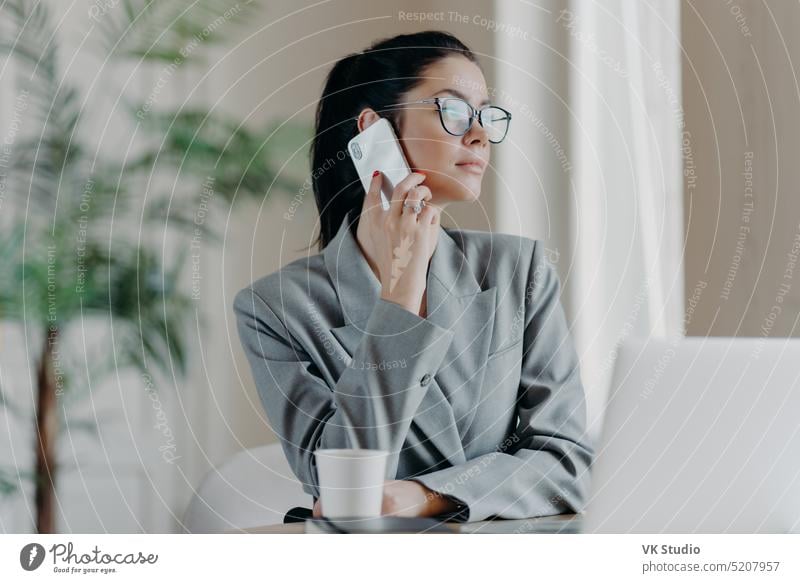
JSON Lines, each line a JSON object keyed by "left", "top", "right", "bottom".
{"left": 234, "top": 212, "right": 594, "bottom": 522}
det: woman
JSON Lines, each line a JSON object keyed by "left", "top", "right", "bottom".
{"left": 234, "top": 30, "right": 594, "bottom": 523}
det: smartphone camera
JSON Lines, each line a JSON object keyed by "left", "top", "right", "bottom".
{"left": 350, "top": 142, "right": 363, "bottom": 160}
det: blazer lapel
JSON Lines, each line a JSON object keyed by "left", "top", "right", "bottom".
{"left": 423, "top": 229, "right": 497, "bottom": 456}
{"left": 323, "top": 214, "right": 497, "bottom": 467}
{"left": 322, "top": 212, "right": 382, "bottom": 327}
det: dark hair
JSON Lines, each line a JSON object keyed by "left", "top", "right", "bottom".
{"left": 310, "top": 30, "right": 479, "bottom": 249}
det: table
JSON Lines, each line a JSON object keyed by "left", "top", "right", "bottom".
{"left": 225, "top": 513, "right": 582, "bottom": 534}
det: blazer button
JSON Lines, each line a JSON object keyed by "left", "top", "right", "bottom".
{"left": 420, "top": 373, "right": 432, "bottom": 386}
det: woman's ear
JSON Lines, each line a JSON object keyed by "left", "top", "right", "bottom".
{"left": 357, "top": 108, "right": 381, "bottom": 133}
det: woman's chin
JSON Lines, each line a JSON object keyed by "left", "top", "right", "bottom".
{"left": 455, "top": 176, "right": 484, "bottom": 200}
{"left": 453, "top": 187, "right": 481, "bottom": 202}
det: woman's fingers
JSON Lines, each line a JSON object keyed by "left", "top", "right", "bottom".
{"left": 362, "top": 170, "right": 383, "bottom": 215}
{"left": 400, "top": 182, "right": 430, "bottom": 226}
{"left": 390, "top": 172, "right": 427, "bottom": 220}
{"left": 414, "top": 183, "right": 433, "bottom": 203}
{"left": 417, "top": 199, "right": 439, "bottom": 226}
{"left": 402, "top": 186, "right": 436, "bottom": 228}
{"left": 358, "top": 169, "right": 439, "bottom": 314}
{"left": 400, "top": 189, "right": 425, "bottom": 226}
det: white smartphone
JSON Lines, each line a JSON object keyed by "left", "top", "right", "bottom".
{"left": 348, "top": 118, "right": 412, "bottom": 211}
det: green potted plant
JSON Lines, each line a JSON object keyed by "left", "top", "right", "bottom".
{"left": 0, "top": 0, "right": 310, "bottom": 533}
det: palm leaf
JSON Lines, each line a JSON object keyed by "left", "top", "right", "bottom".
{"left": 0, "top": 0, "right": 303, "bottom": 448}
{"left": 97, "top": 0, "right": 260, "bottom": 63}
{"left": 60, "top": 418, "right": 100, "bottom": 439}
{"left": 129, "top": 109, "right": 308, "bottom": 203}
{"left": 103, "top": 245, "right": 193, "bottom": 377}
{"left": 0, "top": 225, "right": 25, "bottom": 320}
{"left": 0, "top": 466, "right": 35, "bottom": 497}
{"left": 0, "top": 1, "right": 57, "bottom": 79}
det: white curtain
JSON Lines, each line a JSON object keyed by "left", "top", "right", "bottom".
{"left": 495, "top": 0, "right": 684, "bottom": 443}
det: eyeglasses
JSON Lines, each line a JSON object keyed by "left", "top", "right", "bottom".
{"left": 381, "top": 97, "right": 512, "bottom": 144}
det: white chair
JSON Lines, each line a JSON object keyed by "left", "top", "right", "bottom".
{"left": 182, "top": 443, "right": 312, "bottom": 533}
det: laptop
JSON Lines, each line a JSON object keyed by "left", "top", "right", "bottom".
{"left": 583, "top": 336, "right": 800, "bottom": 533}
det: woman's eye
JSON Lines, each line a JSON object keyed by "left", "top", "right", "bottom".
{"left": 439, "top": 100, "right": 465, "bottom": 115}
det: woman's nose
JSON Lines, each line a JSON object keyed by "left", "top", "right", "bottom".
{"left": 464, "top": 120, "right": 489, "bottom": 146}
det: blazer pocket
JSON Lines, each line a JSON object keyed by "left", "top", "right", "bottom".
{"left": 486, "top": 337, "right": 523, "bottom": 361}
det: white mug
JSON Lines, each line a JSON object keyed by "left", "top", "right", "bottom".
{"left": 315, "top": 449, "right": 389, "bottom": 518}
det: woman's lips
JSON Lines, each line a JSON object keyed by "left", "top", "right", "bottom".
{"left": 455, "top": 162, "right": 485, "bottom": 175}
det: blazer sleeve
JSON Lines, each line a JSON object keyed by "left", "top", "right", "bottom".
{"left": 234, "top": 288, "right": 455, "bottom": 499}
{"left": 408, "top": 241, "right": 595, "bottom": 522}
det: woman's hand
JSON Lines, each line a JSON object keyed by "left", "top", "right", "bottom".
{"left": 356, "top": 170, "right": 441, "bottom": 315}
{"left": 380, "top": 480, "right": 459, "bottom": 518}
{"left": 311, "top": 480, "right": 459, "bottom": 519}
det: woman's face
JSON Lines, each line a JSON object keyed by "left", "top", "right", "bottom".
{"left": 359, "top": 55, "right": 492, "bottom": 207}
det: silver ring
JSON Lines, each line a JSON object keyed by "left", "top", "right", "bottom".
{"left": 402, "top": 199, "right": 424, "bottom": 214}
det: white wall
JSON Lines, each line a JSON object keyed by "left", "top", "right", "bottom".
{"left": 682, "top": 0, "right": 800, "bottom": 337}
